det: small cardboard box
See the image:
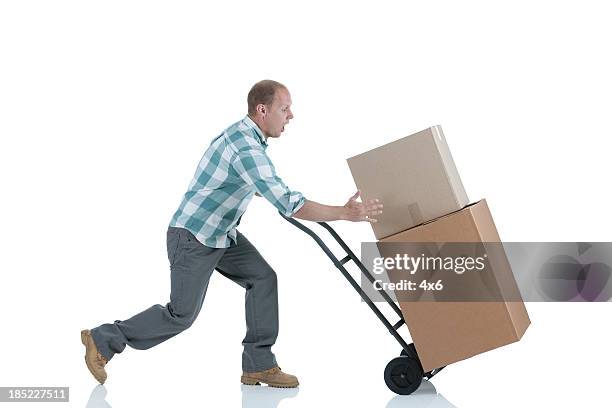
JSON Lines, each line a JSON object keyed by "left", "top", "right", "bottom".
{"left": 347, "top": 126, "right": 469, "bottom": 239}
{"left": 379, "top": 199, "right": 530, "bottom": 372}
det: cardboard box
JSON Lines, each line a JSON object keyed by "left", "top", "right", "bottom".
{"left": 347, "top": 126, "right": 469, "bottom": 239}
{"left": 379, "top": 199, "right": 530, "bottom": 372}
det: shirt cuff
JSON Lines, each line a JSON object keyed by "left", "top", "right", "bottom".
{"left": 284, "top": 194, "right": 306, "bottom": 217}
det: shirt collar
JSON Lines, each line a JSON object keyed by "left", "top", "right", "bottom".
{"left": 243, "top": 115, "right": 268, "bottom": 147}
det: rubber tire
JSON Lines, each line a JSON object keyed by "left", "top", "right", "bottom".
{"left": 384, "top": 356, "right": 424, "bottom": 395}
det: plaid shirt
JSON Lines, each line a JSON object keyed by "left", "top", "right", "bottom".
{"left": 169, "top": 116, "right": 306, "bottom": 248}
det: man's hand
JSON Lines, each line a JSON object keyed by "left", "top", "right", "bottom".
{"left": 342, "top": 190, "right": 383, "bottom": 223}
{"left": 292, "top": 191, "right": 383, "bottom": 223}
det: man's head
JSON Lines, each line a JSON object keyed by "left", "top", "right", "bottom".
{"left": 247, "top": 80, "right": 293, "bottom": 139}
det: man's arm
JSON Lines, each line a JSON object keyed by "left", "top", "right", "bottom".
{"left": 232, "top": 145, "right": 383, "bottom": 222}
{"left": 292, "top": 191, "right": 383, "bottom": 223}
{"left": 232, "top": 146, "right": 305, "bottom": 217}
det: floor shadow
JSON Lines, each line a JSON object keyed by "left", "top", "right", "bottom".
{"left": 85, "top": 385, "right": 111, "bottom": 408}
{"left": 386, "top": 380, "right": 457, "bottom": 408}
{"left": 241, "top": 384, "right": 299, "bottom": 408}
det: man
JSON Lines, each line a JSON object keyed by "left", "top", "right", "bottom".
{"left": 81, "top": 80, "right": 383, "bottom": 388}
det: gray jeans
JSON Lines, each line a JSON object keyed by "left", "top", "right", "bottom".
{"left": 90, "top": 227, "right": 279, "bottom": 372}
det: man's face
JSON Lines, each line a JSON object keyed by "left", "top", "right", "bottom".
{"left": 260, "top": 88, "right": 293, "bottom": 139}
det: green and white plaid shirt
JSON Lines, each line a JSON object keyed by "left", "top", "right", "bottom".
{"left": 169, "top": 116, "right": 306, "bottom": 248}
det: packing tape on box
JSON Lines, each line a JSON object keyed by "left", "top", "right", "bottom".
{"left": 407, "top": 202, "right": 424, "bottom": 226}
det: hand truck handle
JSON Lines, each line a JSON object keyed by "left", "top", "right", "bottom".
{"left": 278, "top": 212, "right": 405, "bottom": 320}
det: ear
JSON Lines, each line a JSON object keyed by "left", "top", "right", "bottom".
{"left": 257, "top": 103, "right": 267, "bottom": 117}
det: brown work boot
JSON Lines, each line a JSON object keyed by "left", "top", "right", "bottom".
{"left": 241, "top": 366, "right": 299, "bottom": 388}
{"left": 80, "top": 329, "right": 108, "bottom": 384}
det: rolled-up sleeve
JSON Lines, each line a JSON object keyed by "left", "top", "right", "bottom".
{"left": 232, "top": 147, "right": 306, "bottom": 217}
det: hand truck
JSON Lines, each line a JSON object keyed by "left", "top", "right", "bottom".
{"left": 280, "top": 213, "right": 445, "bottom": 395}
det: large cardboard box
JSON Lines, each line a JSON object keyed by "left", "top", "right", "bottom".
{"left": 379, "top": 199, "right": 530, "bottom": 372}
{"left": 347, "top": 126, "right": 469, "bottom": 239}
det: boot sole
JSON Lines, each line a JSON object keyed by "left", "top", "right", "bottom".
{"left": 240, "top": 376, "right": 261, "bottom": 386}
{"left": 81, "top": 330, "right": 106, "bottom": 384}
{"left": 240, "top": 375, "right": 298, "bottom": 388}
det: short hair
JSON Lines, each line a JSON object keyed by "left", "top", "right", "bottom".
{"left": 247, "top": 80, "right": 287, "bottom": 116}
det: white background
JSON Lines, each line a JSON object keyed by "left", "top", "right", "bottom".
{"left": 1, "top": 1, "right": 611, "bottom": 407}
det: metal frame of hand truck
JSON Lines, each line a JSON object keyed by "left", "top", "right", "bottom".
{"left": 280, "top": 213, "right": 444, "bottom": 393}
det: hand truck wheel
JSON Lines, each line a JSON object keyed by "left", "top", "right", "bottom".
{"left": 384, "top": 356, "right": 423, "bottom": 395}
